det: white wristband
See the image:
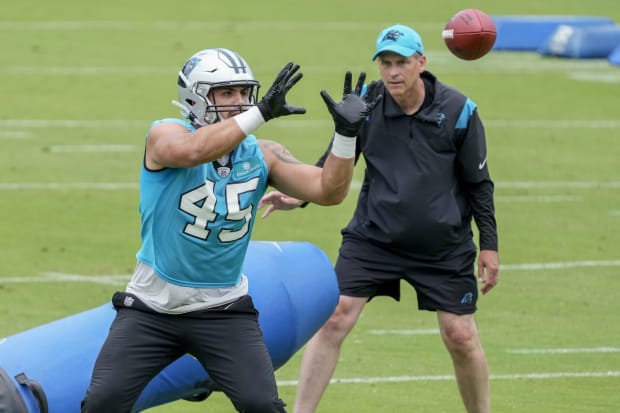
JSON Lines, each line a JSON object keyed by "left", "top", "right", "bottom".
{"left": 330, "top": 132, "right": 357, "bottom": 158}
{"left": 234, "top": 106, "right": 266, "bottom": 136}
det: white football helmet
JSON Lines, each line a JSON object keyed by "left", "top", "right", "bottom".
{"left": 172, "top": 48, "right": 260, "bottom": 126}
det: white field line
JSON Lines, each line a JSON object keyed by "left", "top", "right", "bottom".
{"left": 48, "top": 144, "right": 138, "bottom": 153}
{"left": 495, "top": 195, "right": 582, "bottom": 203}
{"left": 1, "top": 260, "right": 619, "bottom": 285}
{"left": 570, "top": 72, "right": 620, "bottom": 83}
{"left": 366, "top": 338, "right": 620, "bottom": 356}
{"left": 508, "top": 347, "right": 620, "bottom": 354}
{"left": 2, "top": 180, "right": 619, "bottom": 192}
{"left": 242, "top": 119, "right": 620, "bottom": 129}
{"left": 2, "top": 66, "right": 177, "bottom": 76}
{"left": 369, "top": 329, "right": 439, "bottom": 335}
{"left": 0, "top": 182, "right": 138, "bottom": 190}
{"left": 351, "top": 180, "right": 620, "bottom": 191}
{"left": 448, "top": 119, "right": 620, "bottom": 128}
{"left": 0, "top": 21, "right": 441, "bottom": 32}
{"left": 0, "top": 131, "right": 31, "bottom": 139}
{"left": 0, "top": 65, "right": 376, "bottom": 76}
{"left": 1, "top": 54, "right": 616, "bottom": 76}
{"left": 0, "top": 120, "right": 148, "bottom": 128}
{"left": 2, "top": 119, "right": 620, "bottom": 129}
{"left": 502, "top": 260, "right": 620, "bottom": 271}
{"left": 495, "top": 181, "right": 620, "bottom": 189}
{"left": 6, "top": 65, "right": 618, "bottom": 79}
{"left": 0, "top": 272, "right": 129, "bottom": 285}
{"left": 277, "top": 370, "right": 620, "bottom": 386}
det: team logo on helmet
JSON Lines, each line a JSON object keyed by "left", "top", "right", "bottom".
{"left": 182, "top": 56, "right": 201, "bottom": 77}
{"left": 383, "top": 30, "right": 404, "bottom": 42}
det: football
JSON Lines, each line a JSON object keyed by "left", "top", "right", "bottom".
{"left": 442, "top": 9, "right": 497, "bottom": 60}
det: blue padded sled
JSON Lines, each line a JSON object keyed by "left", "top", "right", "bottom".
{"left": 609, "top": 44, "right": 620, "bottom": 65}
{"left": 0, "top": 241, "right": 339, "bottom": 413}
{"left": 538, "top": 24, "right": 620, "bottom": 58}
{"left": 492, "top": 15, "right": 616, "bottom": 51}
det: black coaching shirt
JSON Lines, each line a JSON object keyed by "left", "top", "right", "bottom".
{"left": 317, "top": 71, "right": 498, "bottom": 261}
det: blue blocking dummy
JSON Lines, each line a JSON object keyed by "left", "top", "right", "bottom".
{"left": 492, "top": 15, "right": 615, "bottom": 51}
{"left": 609, "top": 44, "right": 620, "bottom": 66}
{"left": 538, "top": 24, "right": 620, "bottom": 58}
{"left": 0, "top": 241, "right": 339, "bottom": 413}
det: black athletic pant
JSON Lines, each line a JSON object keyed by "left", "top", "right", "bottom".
{"left": 81, "top": 295, "right": 286, "bottom": 413}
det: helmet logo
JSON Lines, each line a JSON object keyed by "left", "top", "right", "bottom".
{"left": 182, "top": 56, "right": 201, "bottom": 76}
{"left": 217, "top": 48, "right": 248, "bottom": 74}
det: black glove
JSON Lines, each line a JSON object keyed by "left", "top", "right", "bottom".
{"left": 320, "top": 71, "right": 382, "bottom": 137}
{"left": 257, "top": 62, "right": 306, "bottom": 121}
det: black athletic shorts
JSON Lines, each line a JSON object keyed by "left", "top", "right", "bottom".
{"left": 81, "top": 294, "right": 286, "bottom": 413}
{"left": 335, "top": 235, "right": 478, "bottom": 315}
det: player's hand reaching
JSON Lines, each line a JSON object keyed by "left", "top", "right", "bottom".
{"left": 258, "top": 191, "right": 305, "bottom": 218}
{"left": 321, "top": 71, "right": 382, "bottom": 137}
{"left": 257, "top": 62, "right": 306, "bottom": 121}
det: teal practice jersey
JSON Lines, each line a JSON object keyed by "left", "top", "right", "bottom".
{"left": 137, "top": 119, "right": 268, "bottom": 288}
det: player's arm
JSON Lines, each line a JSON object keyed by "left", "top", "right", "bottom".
{"left": 261, "top": 140, "right": 353, "bottom": 206}
{"left": 146, "top": 117, "right": 251, "bottom": 169}
{"left": 146, "top": 62, "right": 306, "bottom": 169}
{"left": 260, "top": 72, "right": 381, "bottom": 211}
{"left": 258, "top": 137, "right": 345, "bottom": 215}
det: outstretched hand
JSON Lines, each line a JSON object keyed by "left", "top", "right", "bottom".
{"left": 257, "top": 62, "right": 306, "bottom": 121}
{"left": 321, "top": 71, "right": 382, "bottom": 137}
{"left": 259, "top": 191, "right": 305, "bottom": 218}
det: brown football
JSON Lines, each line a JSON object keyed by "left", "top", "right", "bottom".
{"left": 442, "top": 9, "right": 497, "bottom": 60}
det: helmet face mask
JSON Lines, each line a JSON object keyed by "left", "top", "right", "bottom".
{"left": 174, "top": 48, "right": 260, "bottom": 126}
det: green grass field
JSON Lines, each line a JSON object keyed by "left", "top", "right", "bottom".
{"left": 1, "top": 0, "right": 620, "bottom": 411}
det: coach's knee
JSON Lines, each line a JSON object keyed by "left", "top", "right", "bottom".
{"left": 319, "top": 298, "right": 363, "bottom": 340}
{"left": 439, "top": 314, "right": 482, "bottom": 355}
